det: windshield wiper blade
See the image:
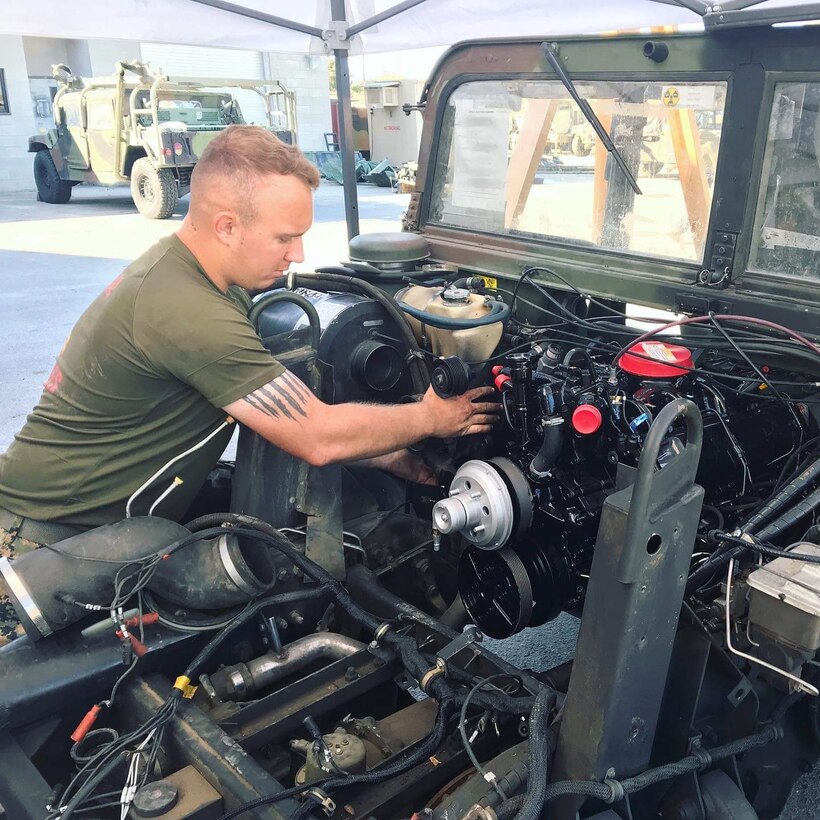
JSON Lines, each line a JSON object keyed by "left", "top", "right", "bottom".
{"left": 541, "top": 42, "right": 642, "bottom": 195}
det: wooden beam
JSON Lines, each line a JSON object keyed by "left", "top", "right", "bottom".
{"left": 505, "top": 98, "right": 559, "bottom": 227}
{"left": 668, "top": 107, "right": 711, "bottom": 248}
{"left": 592, "top": 110, "right": 613, "bottom": 243}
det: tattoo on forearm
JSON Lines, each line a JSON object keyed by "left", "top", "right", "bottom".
{"left": 242, "top": 375, "right": 309, "bottom": 421}
{"left": 281, "top": 371, "right": 310, "bottom": 401}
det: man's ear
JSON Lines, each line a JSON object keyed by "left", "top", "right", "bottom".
{"left": 213, "top": 210, "right": 239, "bottom": 247}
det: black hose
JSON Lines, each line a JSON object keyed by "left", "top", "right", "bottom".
{"left": 513, "top": 687, "right": 556, "bottom": 820}
{"left": 248, "top": 291, "right": 321, "bottom": 350}
{"left": 399, "top": 299, "right": 511, "bottom": 329}
{"left": 742, "top": 455, "right": 820, "bottom": 535}
{"left": 496, "top": 723, "right": 781, "bottom": 815}
{"left": 756, "top": 485, "right": 820, "bottom": 542}
{"left": 439, "top": 594, "right": 469, "bottom": 630}
{"left": 269, "top": 272, "right": 429, "bottom": 392}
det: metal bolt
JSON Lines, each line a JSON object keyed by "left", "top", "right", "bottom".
{"left": 293, "top": 566, "right": 303, "bottom": 578}
{"left": 288, "top": 610, "right": 304, "bottom": 626}
{"left": 288, "top": 496, "right": 296, "bottom": 504}
{"left": 276, "top": 617, "right": 289, "bottom": 631}
{"left": 344, "top": 666, "right": 359, "bottom": 682}
{"left": 277, "top": 568, "right": 290, "bottom": 581}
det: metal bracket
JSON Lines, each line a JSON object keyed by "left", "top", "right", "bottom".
{"left": 322, "top": 21, "right": 350, "bottom": 52}
{"left": 436, "top": 625, "right": 483, "bottom": 664}
{"left": 306, "top": 787, "right": 336, "bottom": 815}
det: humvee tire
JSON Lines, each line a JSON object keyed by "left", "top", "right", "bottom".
{"left": 33, "top": 151, "right": 73, "bottom": 204}
{"left": 130, "top": 158, "right": 178, "bottom": 219}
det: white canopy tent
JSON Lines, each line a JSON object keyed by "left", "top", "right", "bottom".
{"left": 4, "top": 0, "right": 820, "bottom": 236}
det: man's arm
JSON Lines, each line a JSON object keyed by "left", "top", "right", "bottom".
{"left": 223, "top": 370, "right": 499, "bottom": 466}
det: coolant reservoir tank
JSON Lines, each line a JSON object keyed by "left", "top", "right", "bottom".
{"left": 396, "top": 284, "right": 504, "bottom": 361}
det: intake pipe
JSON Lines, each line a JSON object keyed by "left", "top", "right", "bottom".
{"left": 0, "top": 517, "right": 278, "bottom": 640}
{"left": 0, "top": 517, "right": 188, "bottom": 640}
{"left": 201, "top": 632, "right": 365, "bottom": 701}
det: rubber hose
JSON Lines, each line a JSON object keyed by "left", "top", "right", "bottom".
{"left": 513, "top": 687, "right": 556, "bottom": 820}
{"left": 399, "top": 299, "right": 511, "bottom": 329}
{"left": 248, "top": 290, "right": 322, "bottom": 358}
{"left": 347, "top": 565, "right": 540, "bottom": 715}
{"left": 439, "top": 593, "right": 469, "bottom": 630}
{"left": 268, "top": 272, "right": 429, "bottom": 392}
{"left": 316, "top": 264, "right": 431, "bottom": 284}
{"left": 743, "top": 455, "right": 820, "bottom": 535}
{"left": 755, "top": 485, "right": 820, "bottom": 542}
{"left": 529, "top": 419, "right": 564, "bottom": 478}
{"left": 496, "top": 723, "right": 781, "bottom": 816}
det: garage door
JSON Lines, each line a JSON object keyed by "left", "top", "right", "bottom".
{"left": 140, "top": 43, "right": 267, "bottom": 125}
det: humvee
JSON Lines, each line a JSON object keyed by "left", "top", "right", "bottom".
{"left": 28, "top": 61, "right": 297, "bottom": 219}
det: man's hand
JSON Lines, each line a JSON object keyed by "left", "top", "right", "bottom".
{"left": 357, "top": 449, "right": 438, "bottom": 485}
{"left": 419, "top": 385, "right": 501, "bottom": 438}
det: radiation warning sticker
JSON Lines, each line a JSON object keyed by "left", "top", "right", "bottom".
{"left": 661, "top": 85, "right": 717, "bottom": 110}
{"left": 662, "top": 86, "right": 680, "bottom": 107}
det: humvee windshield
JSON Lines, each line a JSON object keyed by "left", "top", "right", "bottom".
{"left": 751, "top": 80, "right": 820, "bottom": 279}
{"left": 429, "top": 79, "right": 726, "bottom": 264}
{"left": 155, "top": 93, "right": 246, "bottom": 127}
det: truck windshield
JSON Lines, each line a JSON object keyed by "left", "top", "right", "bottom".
{"left": 428, "top": 79, "right": 726, "bottom": 264}
{"left": 750, "top": 81, "right": 820, "bottom": 280}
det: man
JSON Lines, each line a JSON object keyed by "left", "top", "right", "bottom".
{"left": 0, "top": 126, "right": 498, "bottom": 642}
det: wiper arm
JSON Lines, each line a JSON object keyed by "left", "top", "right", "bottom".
{"left": 541, "top": 42, "right": 642, "bottom": 195}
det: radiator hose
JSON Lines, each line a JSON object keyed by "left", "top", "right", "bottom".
{"left": 265, "top": 272, "right": 429, "bottom": 392}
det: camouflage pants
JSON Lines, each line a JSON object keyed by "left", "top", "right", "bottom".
{"left": 0, "top": 525, "right": 43, "bottom": 644}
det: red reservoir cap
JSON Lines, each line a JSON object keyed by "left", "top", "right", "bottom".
{"left": 619, "top": 341, "right": 693, "bottom": 379}
{"left": 572, "top": 404, "right": 602, "bottom": 435}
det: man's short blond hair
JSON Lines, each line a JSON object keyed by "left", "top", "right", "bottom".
{"left": 192, "top": 125, "right": 320, "bottom": 221}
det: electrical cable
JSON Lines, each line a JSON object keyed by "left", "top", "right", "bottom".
{"left": 458, "top": 675, "right": 523, "bottom": 802}
{"left": 707, "top": 312, "right": 790, "bottom": 411}
{"left": 125, "top": 417, "right": 234, "bottom": 518}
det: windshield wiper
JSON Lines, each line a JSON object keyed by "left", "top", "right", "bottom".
{"left": 541, "top": 42, "right": 642, "bottom": 195}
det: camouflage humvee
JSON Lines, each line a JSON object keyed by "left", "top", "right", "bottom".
{"left": 28, "top": 61, "right": 297, "bottom": 219}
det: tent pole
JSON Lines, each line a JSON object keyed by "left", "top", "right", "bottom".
{"left": 347, "top": 0, "right": 432, "bottom": 37}
{"left": 189, "top": 0, "right": 323, "bottom": 37}
{"left": 331, "top": 0, "right": 360, "bottom": 240}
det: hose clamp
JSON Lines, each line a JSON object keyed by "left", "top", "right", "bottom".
{"left": 0, "top": 556, "right": 51, "bottom": 637}
{"left": 689, "top": 744, "right": 712, "bottom": 770}
{"left": 373, "top": 622, "right": 391, "bottom": 645}
{"left": 305, "top": 788, "right": 336, "bottom": 816}
{"left": 419, "top": 658, "right": 447, "bottom": 693}
{"left": 286, "top": 271, "right": 297, "bottom": 290}
{"left": 218, "top": 535, "right": 258, "bottom": 597}
{"left": 603, "top": 777, "right": 625, "bottom": 804}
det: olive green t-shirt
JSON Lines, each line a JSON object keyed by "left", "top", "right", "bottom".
{"left": 0, "top": 235, "right": 284, "bottom": 526}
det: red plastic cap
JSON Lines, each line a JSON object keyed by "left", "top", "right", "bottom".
{"left": 494, "top": 373, "right": 512, "bottom": 391}
{"left": 71, "top": 704, "right": 102, "bottom": 743}
{"left": 572, "top": 404, "right": 602, "bottom": 435}
{"left": 619, "top": 341, "right": 694, "bottom": 379}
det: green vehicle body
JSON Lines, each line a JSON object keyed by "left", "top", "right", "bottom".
{"left": 28, "top": 61, "right": 297, "bottom": 218}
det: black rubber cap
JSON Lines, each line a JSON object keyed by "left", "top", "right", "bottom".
{"left": 133, "top": 780, "right": 179, "bottom": 817}
{"left": 348, "top": 232, "right": 431, "bottom": 264}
